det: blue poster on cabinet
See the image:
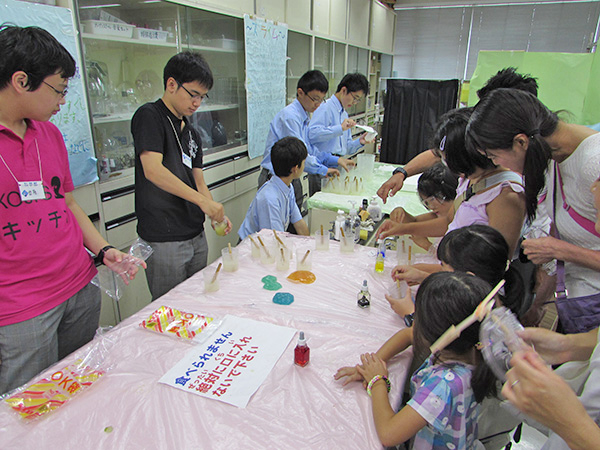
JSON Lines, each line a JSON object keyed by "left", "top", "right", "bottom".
{"left": 0, "top": 0, "right": 97, "bottom": 186}
{"left": 244, "top": 15, "right": 288, "bottom": 160}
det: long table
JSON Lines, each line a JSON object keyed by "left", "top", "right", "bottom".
{"left": 306, "top": 162, "right": 428, "bottom": 235}
{"left": 0, "top": 230, "right": 413, "bottom": 449}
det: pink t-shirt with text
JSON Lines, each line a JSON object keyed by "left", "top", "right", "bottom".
{"left": 0, "top": 120, "right": 96, "bottom": 326}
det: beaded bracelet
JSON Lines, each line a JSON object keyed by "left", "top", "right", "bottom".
{"left": 367, "top": 375, "right": 391, "bottom": 397}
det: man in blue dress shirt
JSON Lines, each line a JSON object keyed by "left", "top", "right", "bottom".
{"left": 308, "top": 73, "right": 372, "bottom": 193}
{"left": 259, "top": 70, "right": 354, "bottom": 209}
{"left": 240, "top": 137, "right": 309, "bottom": 240}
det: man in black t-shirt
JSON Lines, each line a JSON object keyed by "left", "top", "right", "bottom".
{"left": 132, "top": 52, "right": 232, "bottom": 300}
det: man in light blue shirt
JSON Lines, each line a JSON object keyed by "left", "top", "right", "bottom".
{"left": 308, "top": 73, "right": 371, "bottom": 194}
{"left": 309, "top": 73, "right": 371, "bottom": 157}
{"left": 240, "top": 137, "right": 310, "bottom": 240}
{"left": 259, "top": 70, "right": 354, "bottom": 207}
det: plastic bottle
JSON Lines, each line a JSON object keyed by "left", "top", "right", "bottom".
{"left": 357, "top": 280, "right": 371, "bottom": 308}
{"left": 367, "top": 196, "right": 382, "bottom": 222}
{"left": 361, "top": 198, "right": 369, "bottom": 212}
{"left": 294, "top": 331, "right": 310, "bottom": 367}
{"left": 375, "top": 239, "right": 385, "bottom": 273}
{"left": 334, "top": 209, "right": 346, "bottom": 241}
{"left": 347, "top": 201, "right": 361, "bottom": 243}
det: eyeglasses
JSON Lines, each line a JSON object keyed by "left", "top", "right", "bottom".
{"left": 43, "top": 80, "right": 68, "bottom": 98}
{"left": 303, "top": 90, "right": 325, "bottom": 104}
{"left": 176, "top": 80, "right": 209, "bottom": 101}
{"left": 350, "top": 92, "right": 363, "bottom": 104}
{"left": 420, "top": 195, "right": 445, "bottom": 210}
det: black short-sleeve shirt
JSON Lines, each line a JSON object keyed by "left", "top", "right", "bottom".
{"left": 132, "top": 99, "right": 205, "bottom": 242}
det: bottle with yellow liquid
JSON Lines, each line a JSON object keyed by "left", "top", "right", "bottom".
{"left": 375, "top": 239, "right": 385, "bottom": 273}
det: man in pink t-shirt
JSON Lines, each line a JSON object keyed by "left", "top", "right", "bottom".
{"left": 0, "top": 25, "right": 145, "bottom": 394}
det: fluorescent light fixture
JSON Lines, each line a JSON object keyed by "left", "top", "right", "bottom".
{"left": 80, "top": 3, "right": 121, "bottom": 8}
{"left": 140, "top": 0, "right": 162, "bottom": 3}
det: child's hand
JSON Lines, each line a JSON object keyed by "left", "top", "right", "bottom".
{"left": 376, "top": 219, "right": 405, "bottom": 239}
{"left": 334, "top": 366, "right": 364, "bottom": 386}
{"left": 409, "top": 234, "right": 432, "bottom": 251}
{"left": 385, "top": 293, "right": 414, "bottom": 317}
{"left": 391, "top": 265, "right": 428, "bottom": 285}
{"left": 389, "top": 207, "right": 407, "bottom": 223}
{"left": 356, "top": 353, "right": 388, "bottom": 383}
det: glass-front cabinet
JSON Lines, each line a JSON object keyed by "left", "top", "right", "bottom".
{"left": 286, "top": 31, "right": 311, "bottom": 104}
{"left": 179, "top": 8, "right": 247, "bottom": 154}
{"left": 314, "top": 38, "right": 332, "bottom": 89}
{"left": 76, "top": 0, "right": 247, "bottom": 183}
{"left": 346, "top": 45, "right": 369, "bottom": 116}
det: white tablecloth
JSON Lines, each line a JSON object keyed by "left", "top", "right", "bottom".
{"left": 0, "top": 230, "right": 413, "bottom": 449}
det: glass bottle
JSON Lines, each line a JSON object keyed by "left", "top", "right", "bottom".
{"left": 357, "top": 280, "right": 371, "bottom": 308}
{"left": 294, "top": 331, "right": 310, "bottom": 367}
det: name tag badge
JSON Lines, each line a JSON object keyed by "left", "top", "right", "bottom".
{"left": 182, "top": 152, "right": 192, "bottom": 169}
{"left": 19, "top": 181, "right": 46, "bottom": 201}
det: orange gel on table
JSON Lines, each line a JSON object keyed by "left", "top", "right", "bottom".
{"left": 287, "top": 270, "right": 316, "bottom": 284}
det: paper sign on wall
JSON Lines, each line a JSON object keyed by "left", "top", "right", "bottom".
{"left": 159, "top": 315, "right": 295, "bottom": 408}
{"left": 243, "top": 15, "right": 288, "bottom": 160}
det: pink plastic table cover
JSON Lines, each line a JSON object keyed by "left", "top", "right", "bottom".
{"left": 0, "top": 229, "right": 413, "bottom": 449}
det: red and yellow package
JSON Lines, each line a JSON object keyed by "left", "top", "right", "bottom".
{"left": 139, "top": 306, "right": 213, "bottom": 340}
{"left": 4, "top": 360, "right": 105, "bottom": 420}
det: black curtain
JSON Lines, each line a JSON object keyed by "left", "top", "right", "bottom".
{"left": 380, "top": 79, "right": 459, "bottom": 164}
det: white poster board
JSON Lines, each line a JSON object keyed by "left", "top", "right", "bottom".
{"left": 244, "top": 15, "right": 288, "bottom": 160}
{"left": 160, "top": 315, "right": 296, "bottom": 408}
{"left": 0, "top": 0, "right": 97, "bottom": 186}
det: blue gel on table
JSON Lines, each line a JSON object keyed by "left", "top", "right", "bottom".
{"left": 273, "top": 292, "right": 294, "bottom": 305}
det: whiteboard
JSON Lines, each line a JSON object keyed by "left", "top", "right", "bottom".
{"left": 244, "top": 15, "right": 288, "bottom": 160}
{"left": 0, "top": 0, "right": 97, "bottom": 186}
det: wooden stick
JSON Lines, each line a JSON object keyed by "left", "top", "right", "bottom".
{"left": 228, "top": 242, "right": 232, "bottom": 254}
{"left": 249, "top": 235, "right": 260, "bottom": 249}
{"left": 301, "top": 250, "right": 310, "bottom": 264}
{"left": 340, "top": 227, "right": 347, "bottom": 245}
{"left": 402, "top": 240, "right": 405, "bottom": 253}
{"left": 211, "top": 262, "right": 222, "bottom": 283}
{"left": 273, "top": 229, "right": 287, "bottom": 249}
{"left": 429, "top": 279, "right": 505, "bottom": 355}
{"left": 257, "top": 236, "right": 271, "bottom": 258}
{"left": 320, "top": 224, "right": 324, "bottom": 236}
{"left": 280, "top": 247, "right": 285, "bottom": 262}
{"left": 408, "top": 245, "right": 412, "bottom": 263}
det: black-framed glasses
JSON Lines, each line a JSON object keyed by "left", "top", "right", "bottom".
{"left": 176, "top": 80, "right": 209, "bottom": 101}
{"left": 350, "top": 92, "right": 363, "bottom": 104}
{"left": 302, "top": 90, "right": 325, "bottom": 104}
{"left": 43, "top": 80, "right": 68, "bottom": 98}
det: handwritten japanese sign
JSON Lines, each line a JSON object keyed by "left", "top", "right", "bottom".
{"left": 0, "top": 0, "right": 97, "bottom": 186}
{"left": 159, "top": 315, "right": 295, "bottom": 408}
{"left": 244, "top": 15, "right": 288, "bottom": 159}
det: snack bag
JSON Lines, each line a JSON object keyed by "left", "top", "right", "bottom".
{"left": 4, "top": 360, "right": 105, "bottom": 420}
{"left": 140, "top": 306, "right": 214, "bottom": 341}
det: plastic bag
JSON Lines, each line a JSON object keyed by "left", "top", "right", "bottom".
{"left": 91, "top": 238, "right": 153, "bottom": 301}
{"left": 139, "top": 306, "right": 218, "bottom": 342}
{"left": 2, "top": 327, "right": 115, "bottom": 421}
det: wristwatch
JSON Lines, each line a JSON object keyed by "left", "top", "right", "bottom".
{"left": 94, "top": 245, "right": 115, "bottom": 265}
{"left": 403, "top": 313, "right": 414, "bottom": 327}
{"left": 393, "top": 166, "right": 408, "bottom": 179}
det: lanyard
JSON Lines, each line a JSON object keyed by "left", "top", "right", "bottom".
{"left": 167, "top": 116, "right": 186, "bottom": 156}
{"left": 0, "top": 138, "right": 44, "bottom": 184}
